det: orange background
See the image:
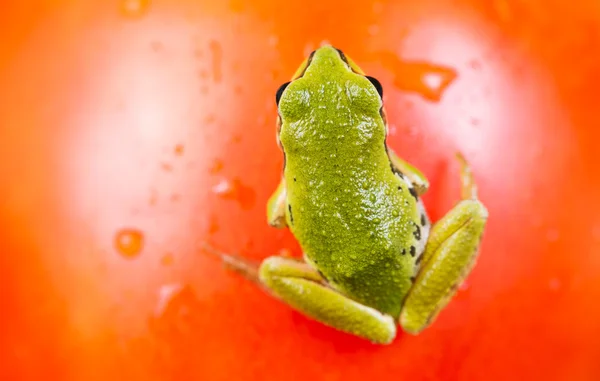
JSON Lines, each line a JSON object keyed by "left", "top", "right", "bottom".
{"left": 2, "top": 1, "right": 600, "bottom": 380}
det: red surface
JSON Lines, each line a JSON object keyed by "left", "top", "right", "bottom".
{"left": 2, "top": 1, "right": 600, "bottom": 380}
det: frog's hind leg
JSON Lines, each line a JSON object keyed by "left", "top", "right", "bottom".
{"left": 202, "top": 245, "right": 397, "bottom": 344}
{"left": 259, "top": 256, "right": 397, "bottom": 344}
{"left": 400, "top": 153, "right": 488, "bottom": 334}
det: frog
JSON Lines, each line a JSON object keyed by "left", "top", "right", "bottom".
{"left": 204, "top": 45, "right": 488, "bottom": 344}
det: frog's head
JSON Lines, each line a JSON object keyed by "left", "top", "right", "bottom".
{"left": 275, "top": 46, "right": 386, "bottom": 146}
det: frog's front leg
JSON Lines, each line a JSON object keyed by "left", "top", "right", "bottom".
{"left": 400, "top": 153, "right": 488, "bottom": 334}
{"left": 259, "top": 256, "right": 397, "bottom": 344}
{"left": 267, "top": 178, "right": 288, "bottom": 228}
{"left": 387, "top": 149, "right": 429, "bottom": 195}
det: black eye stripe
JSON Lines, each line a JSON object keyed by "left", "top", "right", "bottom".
{"left": 275, "top": 81, "right": 291, "bottom": 105}
{"left": 297, "top": 51, "right": 316, "bottom": 78}
{"left": 366, "top": 76, "right": 383, "bottom": 98}
{"left": 334, "top": 47, "right": 349, "bottom": 65}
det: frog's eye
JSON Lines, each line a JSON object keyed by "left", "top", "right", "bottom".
{"left": 275, "top": 81, "right": 291, "bottom": 105}
{"left": 366, "top": 76, "right": 383, "bottom": 98}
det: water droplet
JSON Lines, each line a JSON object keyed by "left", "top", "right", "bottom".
{"left": 115, "top": 228, "right": 144, "bottom": 258}
{"left": 350, "top": 254, "right": 357, "bottom": 260}
{"left": 392, "top": 210, "right": 399, "bottom": 217}
{"left": 212, "top": 178, "right": 256, "bottom": 209}
{"left": 212, "top": 180, "right": 230, "bottom": 194}
{"left": 374, "top": 51, "right": 457, "bottom": 102}
{"left": 278, "top": 248, "right": 293, "bottom": 257}
{"left": 362, "top": 182, "right": 369, "bottom": 189}
{"left": 373, "top": 218, "right": 381, "bottom": 224}
{"left": 151, "top": 284, "right": 204, "bottom": 338}
{"left": 154, "top": 283, "right": 184, "bottom": 316}
{"left": 355, "top": 214, "right": 361, "bottom": 219}
{"left": 209, "top": 159, "right": 224, "bottom": 174}
{"left": 174, "top": 144, "right": 184, "bottom": 156}
{"left": 370, "top": 194, "right": 377, "bottom": 202}
{"left": 161, "top": 253, "right": 174, "bottom": 266}
{"left": 209, "top": 40, "right": 223, "bottom": 83}
{"left": 120, "top": 0, "right": 150, "bottom": 18}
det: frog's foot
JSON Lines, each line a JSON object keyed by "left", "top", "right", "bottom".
{"left": 201, "top": 243, "right": 261, "bottom": 284}
{"left": 259, "top": 256, "right": 397, "bottom": 344}
{"left": 400, "top": 153, "right": 488, "bottom": 334}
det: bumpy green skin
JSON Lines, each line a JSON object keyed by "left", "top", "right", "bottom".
{"left": 251, "top": 46, "right": 488, "bottom": 343}
{"left": 277, "top": 47, "right": 422, "bottom": 319}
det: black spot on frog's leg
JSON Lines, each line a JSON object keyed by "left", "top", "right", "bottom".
{"left": 410, "top": 276, "right": 416, "bottom": 283}
{"left": 397, "top": 185, "right": 402, "bottom": 191}
{"left": 409, "top": 186, "right": 418, "bottom": 200}
{"left": 413, "top": 222, "right": 421, "bottom": 240}
{"left": 288, "top": 204, "right": 294, "bottom": 225}
{"left": 401, "top": 248, "right": 406, "bottom": 255}
{"left": 421, "top": 213, "right": 427, "bottom": 227}
{"left": 410, "top": 246, "right": 416, "bottom": 257}
{"left": 293, "top": 177, "right": 296, "bottom": 182}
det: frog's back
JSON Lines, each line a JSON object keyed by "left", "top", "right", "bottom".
{"left": 278, "top": 49, "right": 429, "bottom": 318}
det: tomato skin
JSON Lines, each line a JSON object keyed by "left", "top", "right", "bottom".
{"left": 1, "top": 1, "right": 600, "bottom": 380}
